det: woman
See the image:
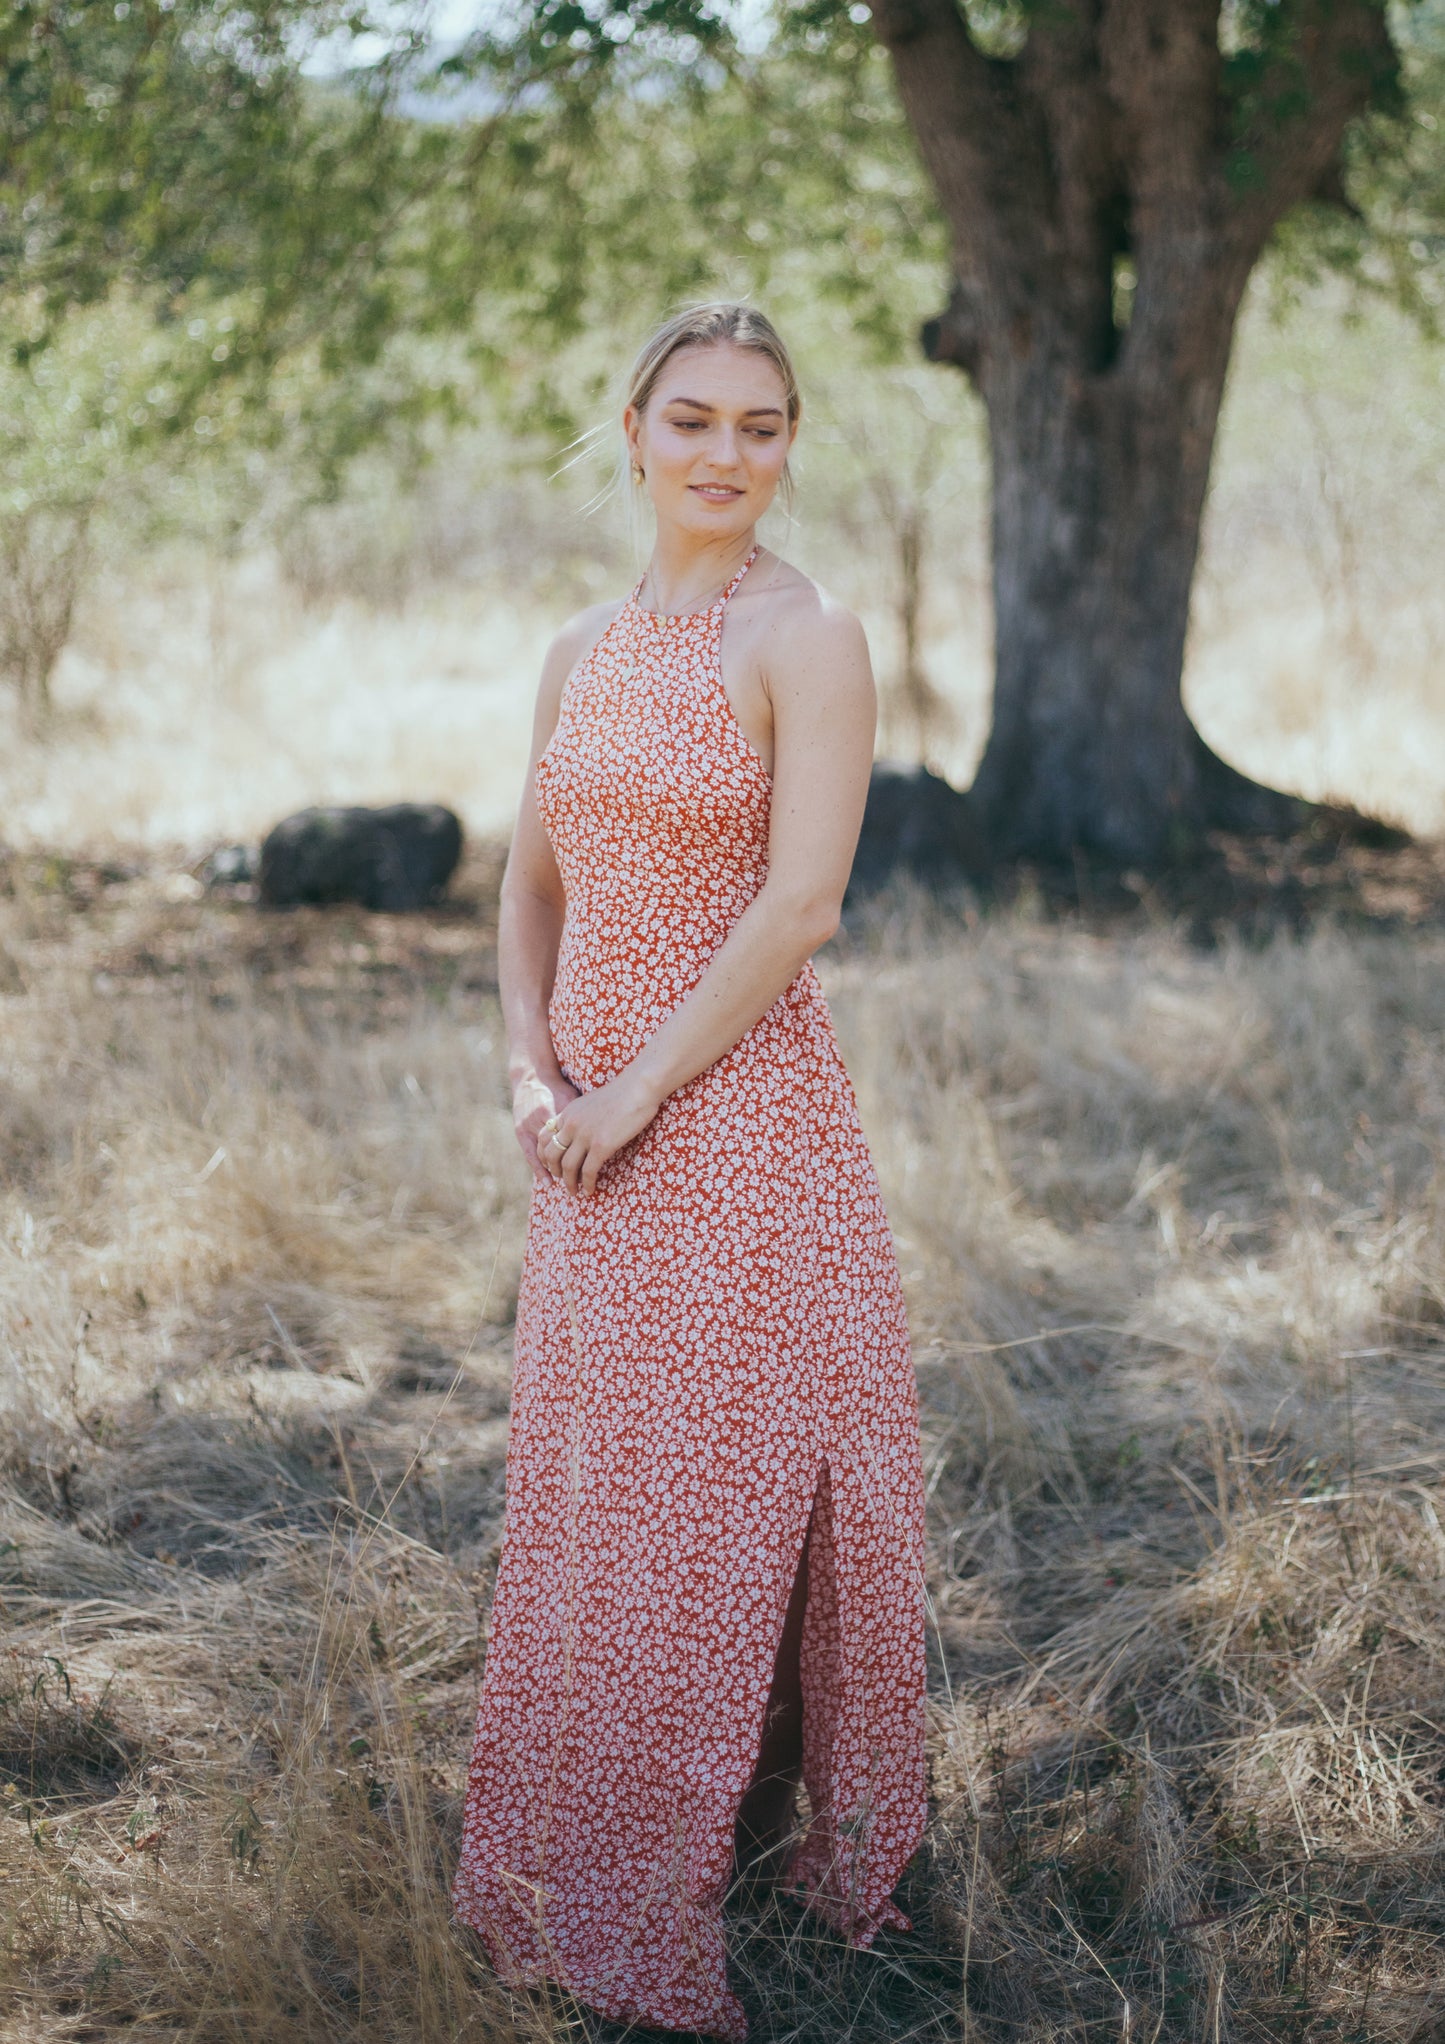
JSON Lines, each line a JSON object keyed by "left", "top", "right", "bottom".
{"left": 453, "top": 303, "right": 927, "bottom": 2041}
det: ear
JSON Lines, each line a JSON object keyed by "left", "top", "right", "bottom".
{"left": 623, "top": 403, "right": 644, "bottom": 464}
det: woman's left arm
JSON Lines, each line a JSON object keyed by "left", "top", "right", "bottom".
{"left": 542, "top": 592, "right": 876, "bottom": 1196}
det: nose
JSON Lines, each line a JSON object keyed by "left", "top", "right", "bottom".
{"left": 706, "top": 425, "right": 743, "bottom": 471}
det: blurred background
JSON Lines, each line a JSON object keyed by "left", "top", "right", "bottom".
{"left": 6, "top": 285, "right": 1445, "bottom": 850}
{"left": 2, "top": 0, "right": 1443, "bottom": 856}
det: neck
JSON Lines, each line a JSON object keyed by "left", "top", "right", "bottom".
{"left": 642, "top": 526, "right": 757, "bottom": 615}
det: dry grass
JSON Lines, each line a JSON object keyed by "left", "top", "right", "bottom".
{"left": 2, "top": 284, "right": 1444, "bottom": 855}
{"left": 3, "top": 846, "right": 1444, "bottom": 2041}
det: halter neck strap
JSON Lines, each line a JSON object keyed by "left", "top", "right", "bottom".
{"left": 718, "top": 544, "right": 760, "bottom": 608}
{"left": 630, "top": 544, "right": 761, "bottom": 622}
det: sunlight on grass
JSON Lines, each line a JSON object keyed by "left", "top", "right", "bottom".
{"left": 2, "top": 858, "right": 1443, "bottom": 2037}
{"left": 1, "top": 275, "right": 1443, "bottom": 2040}
{"left": 2, "top": 285, "right": 1442, "bottom": 852}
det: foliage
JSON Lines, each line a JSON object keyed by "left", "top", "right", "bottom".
{"left": 0, "top": 0, "right": 612, "bottom": 503}
{"left": 0, "top": 0, "right": 471, "bottom": 715}
{"left": 1274, "top": 1, "right": 1445, "bottom": 327}
{"left": 408, "top": 24, "right": 947, "bottom": 451}
{"left": 435, "top": 0, "right": 1445, "bottom": 353}
{"left": 5, "top": 0, "right": 1441, "bottom": 470}
{"left": 0, "top": 283, "right": 478, "bottom": 715}
{"left": 0, "top": 295, "right": 170, "bottom": 719}
{"left": 0, "top": 0, "right": 422, "bottom": 324}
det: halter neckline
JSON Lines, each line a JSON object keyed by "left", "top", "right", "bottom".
{"left": 630, "top": 544, "right": 760, "bottom": 625}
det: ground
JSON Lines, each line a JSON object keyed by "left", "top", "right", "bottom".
{"left": 3, "top": 842, "right": 1445, "bottom": 2041}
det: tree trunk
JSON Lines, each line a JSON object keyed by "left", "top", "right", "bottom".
{"left": 969, "top": 288, "right": 1296, "bottom": 863}
{"left": 0, "top": 505, "right": 90, "bottom": 736}
{"left": 871, "top": 0, "right": 1399, "bottom": 866}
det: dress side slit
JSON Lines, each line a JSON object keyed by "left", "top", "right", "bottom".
{"left": 734, "top": 1487, "right": 816, "bottom": 1874}
{"left": 452, "top": 547, "right": 928, "bottom": 2041}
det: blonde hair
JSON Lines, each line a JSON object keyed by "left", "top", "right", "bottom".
{"left": 566, "top": 302, "right": 802, "bottom": 552}
{"left": 626, "top": 301, "right": 803, "bottom": 443}
{"left": 629, "top": 301, "right": 802, "bottom": 541}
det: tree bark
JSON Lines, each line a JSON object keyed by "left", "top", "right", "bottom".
{"left": 871, "top": 0, "right": 1398, "bottom": 864}
{"left": 966, "top": 272, "right": 1297, "bottom": 861}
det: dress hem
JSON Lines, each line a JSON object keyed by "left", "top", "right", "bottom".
{"left": 453, "top": 1895, "right": 750, "bottom": 2043}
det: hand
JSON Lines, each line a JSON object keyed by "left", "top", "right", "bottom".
{"left": 514, "top": 1070, "right": 580, "bottom": 1179}
{"left": 537, "top": 1067, "right": 664, "bottom": 1197}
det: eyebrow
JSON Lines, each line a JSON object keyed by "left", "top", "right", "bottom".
{"left": 662, "top": 396, "right": 787, "bottom": 419}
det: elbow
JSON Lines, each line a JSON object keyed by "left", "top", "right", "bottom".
{"left": 768, "top": 885, "right": 843, "bottom": 953}
{"left": 807, "top": 899, "right": 843, "bottom": 950}
{"left": 501, "top": 866, "right": 563, "bottom": 923}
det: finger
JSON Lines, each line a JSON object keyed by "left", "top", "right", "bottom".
{"left": 579, "top": 1143, "right": 608, "bottom": 1196}
{"left": 560, "top": 1135, "right": 587, "bottom": 1195}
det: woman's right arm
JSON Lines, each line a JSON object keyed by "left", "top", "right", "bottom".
{"left": 499, "top": 606, "right": 617, "bottom": 1176}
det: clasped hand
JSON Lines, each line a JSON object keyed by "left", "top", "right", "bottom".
{"left": 516, "top": 1067, "right": 663, "bottom": 1198}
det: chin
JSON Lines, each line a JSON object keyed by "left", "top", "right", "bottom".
{"left": 676, "top": 496, "right": 756, "bottom": 532}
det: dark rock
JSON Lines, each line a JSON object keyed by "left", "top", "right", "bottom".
{"left": 259, "top": 804, "right": 463, "bottom": 912}
{"left": 847, "top": 763, "right": 989, "bottom": 898}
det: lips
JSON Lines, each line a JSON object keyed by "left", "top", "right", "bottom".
{"left": 691, "top": 485, "right": 743, "bottom": 501}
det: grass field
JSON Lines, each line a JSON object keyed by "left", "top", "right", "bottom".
{"left": 2, "top": 844, "right": 1444, "bottom": 2040}
{"left": 2, "top": 277, "right": 1445, "bottom": 2040}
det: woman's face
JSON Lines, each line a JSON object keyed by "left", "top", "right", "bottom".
{"left": 625, "top": 342, "right": 796, "bottom": 542}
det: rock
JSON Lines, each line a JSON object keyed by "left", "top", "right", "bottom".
{"left": 259, "top": 804, "right": 464, "bottom": 912}
{"left": 847, "top": 763, "right": 988, "bottom": 898}
{"left": 199, "top": 844, "right": 259, "bottom": 891}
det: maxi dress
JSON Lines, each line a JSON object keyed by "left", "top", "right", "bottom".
{"left": 453, "top": 548, "right": 928, "bottom": 2041}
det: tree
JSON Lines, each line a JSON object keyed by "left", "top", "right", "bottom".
{"left": 0, "top": 0, "right": 421, "bottom": 329}
{"left": 867, "top": 0, "right": 1413, "bottom": 861}
{"left": 480, "top": 0, "right": 1440, "bottom": 864}
{"left": 0, "top": 0, "right": 578, "bottom": 719}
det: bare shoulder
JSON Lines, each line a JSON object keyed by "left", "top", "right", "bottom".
{"left": 741, "top": 557, "right": 871, "bottom": 682}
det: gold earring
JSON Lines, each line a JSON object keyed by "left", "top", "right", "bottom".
{"left": 631, "top": 462, "right": 645, "bottom": 486}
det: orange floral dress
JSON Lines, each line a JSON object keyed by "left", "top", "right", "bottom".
{"left": 453, "top": 548, "right": 927, "bottom": 2040}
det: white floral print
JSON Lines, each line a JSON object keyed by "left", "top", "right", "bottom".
{"left": 452, "top": 550, "right": 928, "bottom": 2040}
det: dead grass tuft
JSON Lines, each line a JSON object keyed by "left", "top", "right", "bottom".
{"left": 3, "top": 863, "right": 1445, "bottom": 2038}
{"left": 0, "top": 1646, "right": 139, "bottom": 1799}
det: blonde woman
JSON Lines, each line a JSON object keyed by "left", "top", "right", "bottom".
{"left": 453, "top": 303, "right": 927, "bottom": 2040}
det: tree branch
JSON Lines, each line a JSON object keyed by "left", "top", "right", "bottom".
{"left": 1221, "top": 0, "right": 1396, "bottom": 252}
{"left": 867, "top": 0, "right": 1045, "bottom": 300}
{"left": 1100, "top": 0, "right": 1224, "bottom": 231}
{"left": 920, "top": 276, "right": 986, "bottom": 380}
